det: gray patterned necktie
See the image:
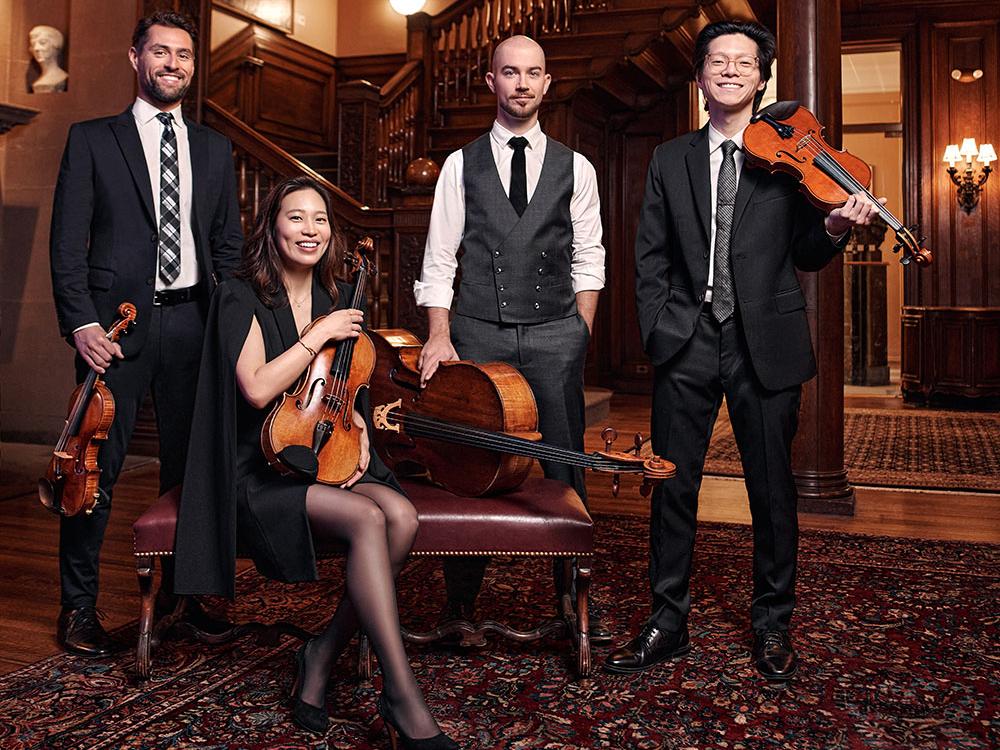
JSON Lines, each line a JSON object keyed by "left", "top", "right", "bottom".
{"left": 156, "top": 112, "right": 181, "bottom": 285}
{"left": 712, "top": 139, "right": 738, "bottom": 323}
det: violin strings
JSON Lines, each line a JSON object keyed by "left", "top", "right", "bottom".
{"left": 387, "top": 410, "right": 641, "bottom": 472}
{"left": 780, "top": 127, "right": 904, "bottom": 231}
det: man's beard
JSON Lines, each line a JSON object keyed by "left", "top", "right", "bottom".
{"left": 499, "top": 96, "right": 540, "bottom": 121}
{"left": 143, "top": 74, "right": 190, "bottom": 105}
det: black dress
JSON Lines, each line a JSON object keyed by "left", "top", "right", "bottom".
{"left": 174, "top": 275, "right": 400, "bottom": 597}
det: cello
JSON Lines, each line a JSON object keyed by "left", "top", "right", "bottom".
{"left": 743, "top": 100, "right": 932, "bottom": 266}
{"left": 39, "top": 302, "right": 137, "bottom": 516}
{"left": 367, "top": 329, "right": 674, "bottom": 497}
{"left": 261, "top": 237, "right": 376, "bottom": 485}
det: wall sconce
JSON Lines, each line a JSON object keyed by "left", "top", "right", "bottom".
{"left": 943, "top": 138, "right": 995, "bottom": 214}
{"left": 389, "top": 0, "right": 426, "bottom": 14}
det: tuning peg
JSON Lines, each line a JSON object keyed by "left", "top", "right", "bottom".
{"left": 612, "top": 472, "right": 620, "bottom": 497}
{"left": 601, "top": 427, "right": 618, "bottom": 453}
{"left": 633, "top": 432, "right": 644, "bottom": 453}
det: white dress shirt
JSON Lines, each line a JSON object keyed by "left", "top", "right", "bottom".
{"left": 414, "top": 120, "right": 606, "bottom": 310}
{"left": 133, "top": 97, "right": 198, "bottom": 291}
{"left": 706, "top": 122, "right": 746, "bottom": 303}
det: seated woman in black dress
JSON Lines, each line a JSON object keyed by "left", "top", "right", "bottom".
{"left": 174, "top": 176, "right": 458, "bottom": 749}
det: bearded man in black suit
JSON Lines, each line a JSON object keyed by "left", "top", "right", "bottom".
{"left": 49, "top": 11, "right": 243, "bottom": 656}
{"left": 605, "top": 20, "right": 881, "bottom": 680}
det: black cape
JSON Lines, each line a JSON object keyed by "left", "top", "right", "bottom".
{"left": 174, "top": 276, "right": 399, "bottom": 597}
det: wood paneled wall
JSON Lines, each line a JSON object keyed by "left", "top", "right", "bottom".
{"left": 843, "top": 2, "right": 1000, "bottom": 310}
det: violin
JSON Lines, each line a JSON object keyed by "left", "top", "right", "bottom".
{"left": 367, "top": 329, "right": 675, "bottom": 497}
{"left": 743, "top": 100, "right": 932, "bottom": 267}
{"left": 39, "top": 302, "right": 137, "bottom": 516}
{"left": 261, "top": 237, "right": 376, "bottom": 485}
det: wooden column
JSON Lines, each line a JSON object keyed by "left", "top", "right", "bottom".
{"left": 777, "top": 0, "right": 855, "bottom": 515}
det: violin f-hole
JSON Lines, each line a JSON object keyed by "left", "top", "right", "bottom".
{"left": 776, "top": 149, "right": 807, "bottom": 164}
{"left": 297, "top": 377, "right": 326, "bottom": 410}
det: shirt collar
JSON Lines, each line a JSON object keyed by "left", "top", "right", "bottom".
{"left": 132, "top": 97, "right": 186, "bottom": 130}
{"left": 707, "top": 122, "right": 745, "bottom": 153}
{"left": 491, "top": 119, "right": 544, "bottom": 151}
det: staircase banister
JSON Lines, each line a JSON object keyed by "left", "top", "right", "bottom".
{"left": 426, "top": 0, "right": 490, "bottom": 34}
{"left": 204, "top": 99, "right": 392, "bottom": 227}
{"left": 380, "top": 60, "right": 422, "bottom": 102}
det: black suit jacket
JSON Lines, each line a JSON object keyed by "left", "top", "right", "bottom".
{"left": 634, "top": 126, "right": 845, "bottom": 391}
{"left": 50, "top": 106, "right": 243, "bottom": 355}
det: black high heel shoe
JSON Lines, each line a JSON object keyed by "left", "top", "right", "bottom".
{"left": 291, "top": 639, "right": 329, "bottom": 734}
{"left": 377, "top": 693, "right": 459, "bottom": 750}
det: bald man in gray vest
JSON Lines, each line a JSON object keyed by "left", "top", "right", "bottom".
{"left": 415, "top": 35, "right": 609, "bottom": 642}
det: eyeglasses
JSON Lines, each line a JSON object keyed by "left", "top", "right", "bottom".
{"left": 704, "top": 54, "right": 759, "bottom": 75}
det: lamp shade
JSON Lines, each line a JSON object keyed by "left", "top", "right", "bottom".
{"left": 959, "top": 138, "right": 978, "bottom": 159}
{"left": 942, "top": 144, "right": 961, "bottom": 166}
{"left": 389, "top": 0, "right": 426, "bottom": 14}
{"left": 977, "top": 143, "right": 997, "bottom": 166}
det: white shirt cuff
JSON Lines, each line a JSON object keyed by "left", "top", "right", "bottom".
{"left": 72, "top": 322, "right": 102, "bottom": 334}
{"left": 413, "top": 280, "right": 455, "bottom": 310}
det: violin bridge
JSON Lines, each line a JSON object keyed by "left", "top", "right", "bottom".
{"left": 373, "top": 399, "right": 402, "bottom": 432}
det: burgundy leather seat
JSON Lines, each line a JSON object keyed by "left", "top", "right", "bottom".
{"left": 133, "top": 476, "right": 594, "bottom": 678}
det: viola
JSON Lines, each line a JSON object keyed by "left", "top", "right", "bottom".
{"left": 367, "top": 329, "right": 675, "bottom": 497}
{"left": 261, "top": 237, "right": 376, "bottom": 485}
{"left": 743, "top": 100, "right": 932, "bottom": 267}
{"left": 39, "top": 302, "right": 137, "bottom": 516}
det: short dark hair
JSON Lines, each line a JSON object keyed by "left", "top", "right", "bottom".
{"left": 131, "top": 11, "right": 198, "bottom": 53}
{"left": 693, "top": 20, "right": 776, "bottom": 112}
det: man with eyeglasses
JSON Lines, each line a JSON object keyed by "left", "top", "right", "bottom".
{"left": 606, "top": 20, "right": 880, "bottom": 680}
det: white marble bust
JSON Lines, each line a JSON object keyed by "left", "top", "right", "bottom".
{"left": 29, "top": 25, "right": 68, "bottom": 93}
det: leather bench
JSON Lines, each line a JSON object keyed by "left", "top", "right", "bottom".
{"left": 133, "top": 476, "right": 594, "bottom": 679}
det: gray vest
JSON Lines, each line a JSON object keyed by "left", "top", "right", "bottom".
{"left": 456, "top": 132, "right": 576, "bottom": 323}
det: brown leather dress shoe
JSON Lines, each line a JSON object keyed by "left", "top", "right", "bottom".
{"left": 603, "top": 622, "right": 690, "bottom": 673}
{"left": 57, "top": 607, "right": 117, "bottom": 657}
{"left": 752, "top": 629, "right": 798, "bottom": 680}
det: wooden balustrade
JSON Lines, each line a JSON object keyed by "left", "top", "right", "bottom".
{"left": 204, "top": 99, "right": 397, "bottom": 327}
{"left": 428, "top": 0, "right": 597, "bottom": 108}
{"left": 376, "top": 61, "right": 422, "bottom": 205}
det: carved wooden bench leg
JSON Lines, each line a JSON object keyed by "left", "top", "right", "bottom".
{"left": 574, "top": 555, "right": 592, "bottom": 678}
{"left": 136, "top": 555, "right": 156, "bottom": 680}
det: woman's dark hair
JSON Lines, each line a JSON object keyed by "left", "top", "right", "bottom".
{"left": 131, "top": 11, "right": 199, "bottom": 52}
{"left": 237, "top": 176, "right": 345, "bottom": 309}
{"left": 692, "top": 20, "right": 776, "bottom": 112}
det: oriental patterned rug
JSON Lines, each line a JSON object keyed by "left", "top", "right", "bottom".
{"left": 0, "top": 517, "right": 996, "bottom": 749}
{"left": 704, "top": 406, "right": 1000, "bottom": 492}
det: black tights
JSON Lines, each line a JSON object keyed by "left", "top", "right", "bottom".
{"left": 301, "top": 481, "right": 439, "bottom": 740}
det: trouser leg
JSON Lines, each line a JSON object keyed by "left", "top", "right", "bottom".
{"left": 648, "top": 313, "right": 723, "bottom": 632}
{"left": 719, "top": 318, "right": 801, "bottom": 631}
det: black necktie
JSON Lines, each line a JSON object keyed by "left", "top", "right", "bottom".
{"left": 508, "top": 136, "right": 529, "bottom": 216}
{"left": 156, "top": 112, "right": 181, "bottom": 284}
{"left": 712, "top": 140, "right": 738, "bottom": 323}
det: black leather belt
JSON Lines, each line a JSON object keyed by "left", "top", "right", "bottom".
{"left": 153, "top": 286, "right": 200, "bottom": 306}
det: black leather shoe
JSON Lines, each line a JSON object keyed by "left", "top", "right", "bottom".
{"left": 57, "top": 606, "right": 117, "bottom": 657}
{"left": 588, "top": 613, "right": 613, "bottom": 644}
{"left": 752, "top": 629, "right": 797, "bottom": 681}
{"left": 378, "top": 693, "right": 459, "bottom": 749}
{"left": 291, "top": 639, "right": 329, "bottom": 734}
{"left": 603, "top": 622, "right": 690, "bottom": 674}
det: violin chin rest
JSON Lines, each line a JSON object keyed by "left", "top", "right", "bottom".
{"left": 752, "top": 99, "right": 800, "bottom": 122}
{"left": 278, "top": 446, "right": 319, "bottom": 481}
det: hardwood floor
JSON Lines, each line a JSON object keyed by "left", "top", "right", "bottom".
{"left": 1, "top": 393, "right": 996, "bottom": 676}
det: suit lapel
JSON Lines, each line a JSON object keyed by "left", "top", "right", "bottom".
{"left": 186, "top": 118, "right": 209, "bottom": 236}
{"left": 731, "top": 158, "right": 760, "bottom": 234}
{"left": 111, "top": 108, "right": 156, "bottom": 225}
{"left": 685, "top": 127, "right": 712, "bottom": 247}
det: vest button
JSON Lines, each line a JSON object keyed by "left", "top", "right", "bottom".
{"left": 535, "top": 285, "right": 541, "bottom": 292}
{"left": 698, "top": 293, "right": 705, "bottom": 303}
{"left": 541, "top": 251, "right": 547, "bottom": 258}
{"left": 150, "top": 233, "right": 157, "bottom": 243}
{"left": 496, "top": 267, "right": 502, "bottom": 274}
{"left": 537, "top": 268, "right": 544, "bottom": 274}
{"left": 500, "top": 301, "right": 508, "bottom": 307}
{"left": 703, "top": 251, "right": 709, "bottom": 259}
{"left": 494, "top": 250, "right": 501, "bottom": 257}
{"left": 533, "top": 302, "right": 540, "bottom": 309}
{"left": 146, "top": 277, "right": 155, "bottom": 286}
{"left": 498, "top": 285, "right": 505, "bottom": 292}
